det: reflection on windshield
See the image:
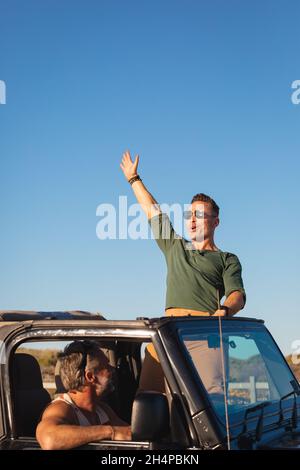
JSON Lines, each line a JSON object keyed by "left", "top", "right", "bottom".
{"left": 179, "top": 322, "right": 297, "bottom": 426}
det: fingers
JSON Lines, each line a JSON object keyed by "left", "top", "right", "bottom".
{"left": 121, "top": 150, "right": 139, "bottom": 169}
{"left": 213, "top": 311, "right": 221, "bottom": 317}
{"left": 121, "top": 156, "right": 127, "bottom": 166}
{"left": 122, "top": 150, "right": 132, "bottom": 163}
{"left": 215, "top": 311, "right": 226, "bottom": 317}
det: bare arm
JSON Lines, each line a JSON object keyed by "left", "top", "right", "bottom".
{"left": 36, "top": 402, "right": 131, "bottom": 450}
{"left": 213, "top": 290, "right": 245, "bottom": 317}
{"left": 120, "top": 150, "right": 161, "bottom": 220}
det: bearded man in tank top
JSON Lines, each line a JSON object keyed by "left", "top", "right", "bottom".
{"left": 36, "top": 340, "right": 131, "bottom": 450}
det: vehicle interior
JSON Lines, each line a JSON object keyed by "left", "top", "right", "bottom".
{"left": 10, "top": 338, "right": 143, "bottom": 438}
{"left": 7, "top": 334, "right": 193, "bottom": 449}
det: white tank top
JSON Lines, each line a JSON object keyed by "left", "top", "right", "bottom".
{"left": 53, "top": 393, "right": 110, "bottom": 426}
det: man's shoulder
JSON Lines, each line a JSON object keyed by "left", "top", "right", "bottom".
{"left": 42, "top": 398, "right": 77, "bottom": 423}
{"left": 219, "top": 251, "right": 242, "bottom": 266}
{"left": 221, "top": 250, "right": 239, "bottom": 258}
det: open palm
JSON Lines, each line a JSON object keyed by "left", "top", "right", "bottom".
{"left": 120, "top": 150, "right": 139, "bottom": 181}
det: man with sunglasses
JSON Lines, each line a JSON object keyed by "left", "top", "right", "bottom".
{"left": 120, "top": 151, "right": 246, "bottom": 393}
{"left": 36, "top": 340, "right": 131, "bottom": 450}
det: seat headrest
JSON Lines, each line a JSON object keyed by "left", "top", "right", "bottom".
{"left": 54, "top": 358, "right": 67, "bottom": 393}
{"left": 12, "top": 353, "right": 44, "bottom": 390}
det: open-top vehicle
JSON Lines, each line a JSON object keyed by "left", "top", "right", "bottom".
{"left": 0, "top": 310, "right": 299, "bottom": 450}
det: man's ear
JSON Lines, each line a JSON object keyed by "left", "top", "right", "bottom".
{"left": 85, "top": 369, "right": 96, "bottom": 384}
{"left": 214, "top": 217, "right": 220, "bottom": 228}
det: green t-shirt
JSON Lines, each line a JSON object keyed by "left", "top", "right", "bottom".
{"left": 149, "top": 213, "right": 246, "bottom": 314}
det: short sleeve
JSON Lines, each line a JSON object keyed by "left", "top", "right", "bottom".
{"left": 148, "top": 212, "right": 178, "bottom": 255}
{"left": 223, "top": 253, "right": 246, "bottom": 307}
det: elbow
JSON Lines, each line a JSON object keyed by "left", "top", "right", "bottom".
{"left": 240, "top": 293, "right": 246, "bottom": 310}
{"left": 236, "top": 294, "right": 246, "bottom": 313}
{"left": 36, "top": 427, "right": 60, "bottom": 451}
{"left": 233, "top": 290, "right": 246, "bottom": 307}
{"left": 37, "top": 434, "right": 56, "bottom": 451}
{"left": 40, "top": 439, "right": 56, "bottom": 451}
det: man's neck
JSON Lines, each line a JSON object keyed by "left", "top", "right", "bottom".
{"left": 68, "top": 389, "right": 96, "bottom": 412}
{"left": 191, "top": 238, "right": 218, "bottom": 251}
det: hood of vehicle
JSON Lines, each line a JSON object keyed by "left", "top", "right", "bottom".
{"left": 259, "top": 431, "right": 300, "bottom": 449}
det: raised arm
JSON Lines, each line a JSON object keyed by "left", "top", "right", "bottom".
{"left": 120, "top": 150, "right": 161, "bottom": 219}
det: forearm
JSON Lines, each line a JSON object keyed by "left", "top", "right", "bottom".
{"left": 130, "top": 179, "right": 161, "bottom": 219}
{"left": 37, "top": 423, "right": 113, "bottom": 450}
{"left": 120, "top": 151, "right": 160, "bottom": 219}
{"left": 223, "top": 291, "right": 245, "bottom": 316}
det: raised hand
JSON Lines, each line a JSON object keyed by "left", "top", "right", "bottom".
{"left": 120, "top": 150, "right": 139, "bottom": 181}
{"left": 120, "top": 149, "right": 160, "bottom": 219}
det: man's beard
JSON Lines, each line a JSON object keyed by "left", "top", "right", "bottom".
{"left": 96, "top": 376, "right": 115, "bottom": 397}
{"left": 102, "top": 377, "right": 115, "bottom": 396}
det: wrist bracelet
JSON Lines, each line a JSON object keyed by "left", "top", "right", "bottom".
{"left": 220, "top": 305, "right": 230, "bottom": 316}
{"left": 128, "top": 175, "right": 142, "bottom": 185}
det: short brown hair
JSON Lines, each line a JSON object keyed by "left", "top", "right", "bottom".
{"left": 191, "top": 193, "right": 219, "bottom": 216}
{"left": 57, "top": 340, "right": 107, "bottom": 392}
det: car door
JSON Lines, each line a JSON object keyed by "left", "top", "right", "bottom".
{"left": 1, "top": 322, "right": 172, "bottom": 450}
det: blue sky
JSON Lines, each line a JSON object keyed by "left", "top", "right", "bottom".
{"left": 0, "top": 0, "right": 299, "bottom": 355}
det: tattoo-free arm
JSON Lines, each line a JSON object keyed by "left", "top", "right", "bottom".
{"left": 36, "top": 402, "right": 131, "bottom": 450}
{"left": 214, "top": 290, "right": 245, "bottom": 317}
{"left": 120, "top": 150, "right": 161, "bottom": 220}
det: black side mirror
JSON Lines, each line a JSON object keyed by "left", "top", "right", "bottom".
{"left": 131, "top": 391, "right": 170, "bottom": 441}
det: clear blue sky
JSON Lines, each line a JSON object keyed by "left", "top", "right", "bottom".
{"left": 0, "top": 1, "right": 299, "bottom": 355}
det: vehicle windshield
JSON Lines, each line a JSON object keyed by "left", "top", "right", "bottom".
{"left": 177, "top": 320, "right": 298, "bottom": 428}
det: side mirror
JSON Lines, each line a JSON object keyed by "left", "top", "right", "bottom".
{"left": 131, "top": 391, "right": 170, "bottom": 441}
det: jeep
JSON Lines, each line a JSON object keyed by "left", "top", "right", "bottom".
{"left": 0, "top": 310, "right": 299, "bottom": 450}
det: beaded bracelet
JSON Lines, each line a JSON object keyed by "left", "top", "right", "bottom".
{"left": 128, "top": 175, "right": 142, "bottom": 185}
